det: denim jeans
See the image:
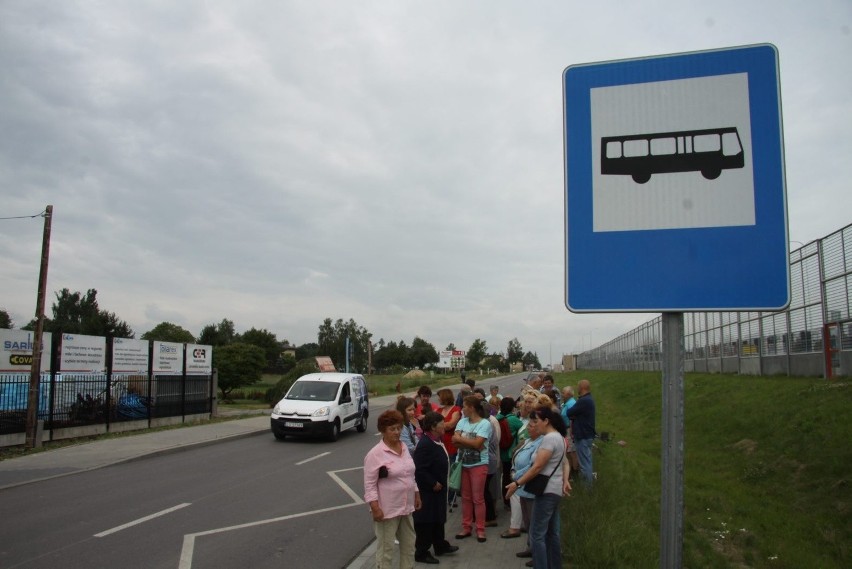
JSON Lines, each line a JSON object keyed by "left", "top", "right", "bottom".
{"left": 529, "top": 493, "right": 562, "bottom": 569}
{"left": 576, "top": 437, "right": 594, "bottom": 484}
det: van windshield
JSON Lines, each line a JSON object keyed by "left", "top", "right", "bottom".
{"left": 285, "top": 381, "right": 340, "bottom": 402}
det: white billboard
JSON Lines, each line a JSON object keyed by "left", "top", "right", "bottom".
{"left": 112, "top": 338, "right": 150, "bottom": 374}
{"left": 439, "top": 349, "right": 466, "bottom": 369}
{"left": 153, "top": 341, "right": 183, "bottom": 375}
{"left": 0, "top": 329, "right": 53, "bottom": 372}
{"left": 185, "top": 344, "right": 212, "bottom": 374}
{"left": 60, "top": 333, "right": 106, "bottom": 373}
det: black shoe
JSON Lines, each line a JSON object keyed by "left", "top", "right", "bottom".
{"left": 435, "top": 546, "right": 459, "bottom": 556}
{"left": 525, "top": 560, "right": 534, "bottom": 567}
{"left": 415, "top": 552, "right": 440, "bottom": 564}
{"left": 516, "top": 550, "right": 532, "bottom": 558}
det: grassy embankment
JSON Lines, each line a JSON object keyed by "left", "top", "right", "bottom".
{"left": 559, "top": 370, "right": 850, "bottom": 568}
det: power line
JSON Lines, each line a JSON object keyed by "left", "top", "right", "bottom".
{"left": 0, "top": 210, "right": 47, "bottom": 221}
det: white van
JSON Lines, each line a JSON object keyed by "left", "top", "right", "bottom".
{"left": 270, "top": 372, "right": 369, "bottom": 442}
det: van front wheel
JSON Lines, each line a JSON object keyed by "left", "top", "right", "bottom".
{"left": 327, "top": 419, "right": 341, "bottom": 442}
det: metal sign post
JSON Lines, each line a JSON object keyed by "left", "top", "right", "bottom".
{"left": 660, "top": 312, "right": 684, "bottom": 569}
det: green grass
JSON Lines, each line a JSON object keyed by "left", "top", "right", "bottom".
{"left": 560, "top": 370, "right": 852, "bottom": 568}
{"left": 220, "top": 373, "right": 283, "bottom": 408}
{"left": 365, "top": 372, "right": 468, "bottom": 397}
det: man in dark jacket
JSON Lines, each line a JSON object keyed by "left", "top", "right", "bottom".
{"left": 566, "top": 379, "right": 596, "bottom": 484}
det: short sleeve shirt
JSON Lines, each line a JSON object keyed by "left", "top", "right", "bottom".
{"left": 455, "top": 416, "right": 490, "bottom": 467}
{"left": 535, "top": 431, "right": 565, "bottom": 496}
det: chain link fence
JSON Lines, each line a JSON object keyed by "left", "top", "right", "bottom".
{"left": 578, "top": 222, "right": 852, "bottom": 378}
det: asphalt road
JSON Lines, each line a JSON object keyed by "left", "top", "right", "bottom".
{"left": 0, "top": 372, "right": 531, "bottom": 569}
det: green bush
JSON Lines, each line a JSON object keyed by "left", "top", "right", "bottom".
{"left": 265, "top": 359, "right": 319, "bottom": 404}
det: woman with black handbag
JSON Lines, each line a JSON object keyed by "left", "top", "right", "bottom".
{"left": 505, "top": 406, "right": 571, "bottom": 569}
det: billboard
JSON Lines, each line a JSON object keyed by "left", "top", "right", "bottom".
{"left": 185, "top": 344, "right": 213, "bottom": 374}
{"left": 439, "top": 350, "right": 466, "bottom": 369}
{"left": 112, "top": 337, "right": 150, "bottom": 374}
{"left": 316, "top": 356, "right": 336, "bottom": 372}
{"left": 0, "top": 329, "right": 53, "bottom": 373}
{"left": 152, "top": 341, "right": 183, "bottom": 375}
{"left": 60, "top": 333, "right": 106, "bottom": 373}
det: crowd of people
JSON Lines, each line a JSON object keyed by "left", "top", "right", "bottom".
{"left": 363, "top": 373, "right": 597, "bottom": 569}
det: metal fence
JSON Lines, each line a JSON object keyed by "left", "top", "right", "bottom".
{"left": 578, "top": 222, "right": 852, "bottom": 378}
{"left": 0, "top": 371, "right": 213, "bottom": 440}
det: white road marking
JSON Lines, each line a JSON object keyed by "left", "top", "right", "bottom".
{"left": 95, "top": 503, "right": 191, "bottom": 538}
{"left": 296, "top": 451, "right": 331, "bottom": 465}
{"left": 177, "top": 467, "right": 365, "bottom": 569}
{"left": 327, "top": 466, "right": 365, "bottom": 503}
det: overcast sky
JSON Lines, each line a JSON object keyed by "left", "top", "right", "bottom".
{"left": 2, "top": 1, "right": 850, "bottom": 365}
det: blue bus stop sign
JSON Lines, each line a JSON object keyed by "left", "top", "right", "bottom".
{"left": 564, "top": 44, "right": 789, "bottom": 312}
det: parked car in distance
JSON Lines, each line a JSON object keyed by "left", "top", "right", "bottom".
{"left": 270, "top": 372, "right": 369, "bottom": 442}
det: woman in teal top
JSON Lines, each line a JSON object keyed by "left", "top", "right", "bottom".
{"left": 451, "top": 395, "right": 491, "bottom": 542}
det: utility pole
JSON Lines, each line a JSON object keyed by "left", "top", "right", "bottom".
{"left": 25, "top": 205, "right": 53, "bottom": 448}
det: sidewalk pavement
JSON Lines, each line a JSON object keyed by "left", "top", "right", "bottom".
{"left": 346, "top": 501, "right": 536, "bottom": 569}
{"left": 0, "top": 411, "right": 270, "bottom": 491}
{"left": 0, "top": 390, "right": 536, "bottom": 568}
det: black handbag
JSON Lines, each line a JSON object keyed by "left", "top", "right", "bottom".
{"left": 523, "top": 449, "right": 564, "bottom": 496}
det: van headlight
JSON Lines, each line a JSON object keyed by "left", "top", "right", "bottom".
{"left": 272, "top": 403, "right": 282, "bottom": 414}
{"left": 312, "top": 406, "right": 330, "bottom": 417}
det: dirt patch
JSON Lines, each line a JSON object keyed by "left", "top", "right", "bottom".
{"left": 403, "top": 370, "right": 426, "bottom": 379}
{"left": 732, "top": 439, "right": 758, "bottom": 454}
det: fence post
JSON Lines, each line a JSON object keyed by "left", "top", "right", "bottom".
{"left": 211, "top": 368, "right": 218, "bottom": 417}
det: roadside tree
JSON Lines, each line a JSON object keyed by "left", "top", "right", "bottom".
{"left": 141, "top": 322, "right": 195, "bottom": 343}
{"left": 466, "top": 339, "right": 488, "bottom": 371}
{"left": 482, "top": 352, "right": 506, "bottom": 372}
{"left": 0, "top": 309, "right": 12, "bottom": 329}
{"left": 24, "top": 288, "right": 133, "bottom": 337}
{"left": 296, "top": 342, "right": 319, "bottom": 361}
{"left": 239, "top": 327, "right": 280, "bottom": 371}
{"left": 507, "top": 338, "right": 524, "bottom": 365}
{"left": 317, "top": 317, "right": 372, "bottom": 372}
{"left": 522, "top": 351, "right": 542, "bottom": 370}
{"left": 279, "top": 353, "right": 297, "bottom": 374}
{"left": 215, "top": 342, "right": 266, "bottom": 400}
{"left": 408, "top": 337, "right": 439, "bottom": 369}
{"left": 374, "top": 340, "right": 408, "bottom": 371}
{"left": 198, "top": 318, "right": 236, "bottom": 346}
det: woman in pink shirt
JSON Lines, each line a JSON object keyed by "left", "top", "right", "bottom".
{"left": 364, "top": 409, "right": 422, "bottom": 569}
